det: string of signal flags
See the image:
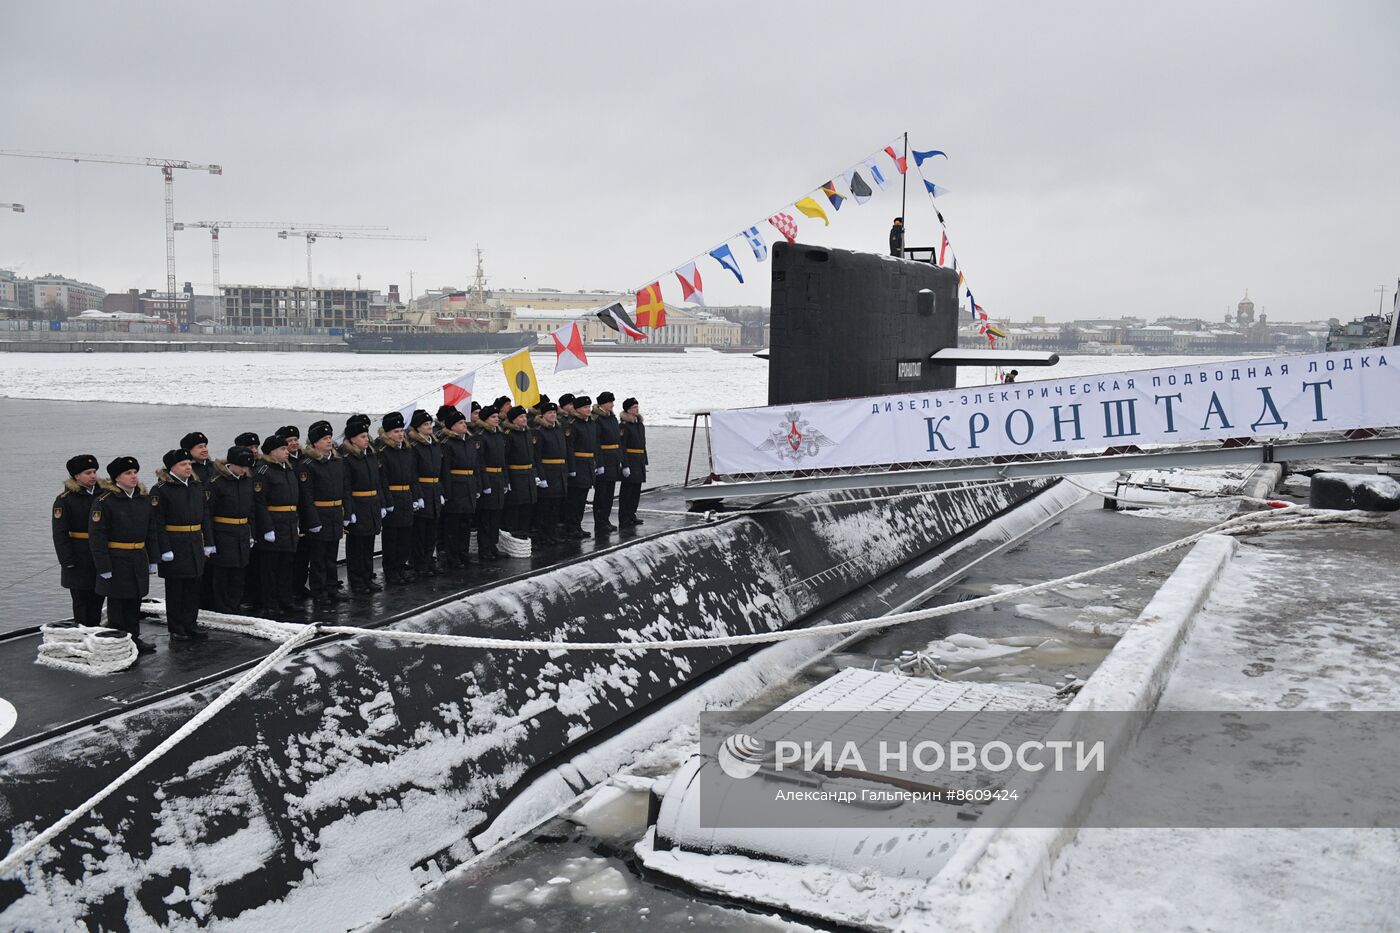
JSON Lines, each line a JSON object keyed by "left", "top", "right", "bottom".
{"left": 382, "top": 133, "right": 1004, "bottom": 425}
{"left": 578, "top": 133, "right": 1003, "bottom": 354}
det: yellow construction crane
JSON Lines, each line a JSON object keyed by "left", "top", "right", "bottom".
{"left": 173, "top": 221, "right": 388, "bottom": 300}
{"left": 277, "top": 230, "right": 427, "bottom": 327}
{"left": 0, "top": 149, "right": 222, "bottom": 301}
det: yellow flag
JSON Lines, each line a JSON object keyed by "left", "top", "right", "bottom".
{"left": 501, "top": 349, "right": 540, "bottom": 408}
{"left": 794, "top": 196, "right": 830, "bottom": 226}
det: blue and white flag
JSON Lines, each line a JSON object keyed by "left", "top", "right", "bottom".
{"left": 742, "top": 226, "right": 768, "bottom": 262}
{"left": 913, "top": 149, "right": 947, "bottom": 166}
{"left": 863, "top": 158, "right": 889, "bottom": 190}
{"left": 924, "top": 179, "right": 951, "bottom": 198}
{"left": 709, "top": 243, "right": 745, "bottom": 284}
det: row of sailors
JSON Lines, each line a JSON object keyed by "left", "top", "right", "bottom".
{"left": 51, "top": 393, "right": 648, "bottom": 654}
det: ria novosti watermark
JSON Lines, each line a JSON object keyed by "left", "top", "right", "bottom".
{"left": 697, "top": 711, "right": 1400, "bottom": 829}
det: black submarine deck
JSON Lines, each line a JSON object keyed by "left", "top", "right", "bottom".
{"left": 0, "top": 485, "right": 715, "bottom": 755}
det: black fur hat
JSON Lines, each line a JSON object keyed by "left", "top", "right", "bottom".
{"left": 66, "top": 454, "right": 99, "bottom": 476}
{"left": 573, "top": 395, "right": 593, "bottom": 408}
{"left": 180, "top": 431, "right": 208, "bottom": 450}
{"left": 622, "top": 397, "right": 639, "bottom": 412}
{"left": 260, "top": 434, "right": 288, "bottom": 455}
{"left": 597, "top": 391, "right": 615, "bottom": 406}
{"left": 234, "top": 431, "right": 260, "bottom": 448}
{"left": 107, "top": 455, "right": 139, "bottom": 479}
{"left": 278, "top": 424, "right": 300, "bottom": 439}
{"left": 162, "top": 449, "right": 192, "bottom": 470}
{"left": 410, "top": 409, "right": 433, "bottom": 430}
{"left": 382, "top": 411, "right": 406, "bottom": 431}
{"left": 227, "top": 447, "right": 257, "bottom": 467}
{"left": 308, "top": 420, "right": 334, "bottom": 444}
{"left": 442, "top": 408, "right": 466, "bottom": 428}
{"left": 506, "top": 405, "right": 527, "bottom": 422}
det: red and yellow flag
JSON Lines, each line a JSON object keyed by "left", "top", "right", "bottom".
{"left": 635, "top": 282, "right": 667, "bottom": 328}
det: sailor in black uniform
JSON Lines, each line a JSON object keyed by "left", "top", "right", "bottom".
{"left": 374, "top": 411, "right": 418, "bottom": 585}
{"left": 502, "top": 405, "right": 538, "bottom": 542}
{"left": 253, "top": 433, "right": 302, "bottom": 615}
{"left": 474, "top": 407, "right": 507, "bottom": 560}
{"left": 532, "top": 403, "right": 567, "bottom": 545}
{"left": 618, "top": 397, "right": 648, "bottom": 528}
{"left": 593, "top": 390, "right": 622, "bottom": 534}
{"left": 206, "top": 446, "right": 256, "bottom": 615}
{"left": 439, "top": 407, "right": 480, "bottom": 569}
{"left": 341, "top": 414, "right": 384, "bottom": 594}
{"left": 89, "top": 456, "right": 157, "bottom": 653}
{"left": 52, "top": 453, "right": 104, "bottom": 626}
{"left": 182, "top": 431, "right": 217, "bottom": 485}
{"left": 234, "top": 431, "right": 261, "bottom": 457}
{"left": 298, "top": 419, "right": 346, "bottom": 606}
{"left": 154, "top": 448, "right": 214, "bottom": 641}
{"left": 563, "top": 395, "right": 598, "bottom": 540}
{"left": 407, "top": 409, "right": 444, "bottom": 575}
{"left": 279, "top": 424, "right": 312, "bottom": 598}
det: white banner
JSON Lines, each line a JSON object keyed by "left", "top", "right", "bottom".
{"left": 712, "top": 349, "right": 1399, "bottom": 475}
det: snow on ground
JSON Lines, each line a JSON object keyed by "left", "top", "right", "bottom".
{"left": 1024, "top": 520, "right": 1400, "bottom": 932}
{"left": 0, "top": 352, "right": 1257, "bottom": 427}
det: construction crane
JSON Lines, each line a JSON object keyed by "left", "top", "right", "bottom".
{"left": 0, "top": 150, "right": 222, "bottom": 302}
{"left": 1, "top": 203, "right": 23, "bottom": 213}
{"left": 173, "top": 221, "right": 388, "bottom": 300}
{"left": 277, "top": 230, "right": 427, "bottom": 327}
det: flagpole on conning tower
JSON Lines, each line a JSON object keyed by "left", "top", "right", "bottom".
{"left": 900, "top": 131, "right": 908, "bottom": 234}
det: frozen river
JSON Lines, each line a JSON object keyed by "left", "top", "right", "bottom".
{"left": 0, "top": 349, "right": 1260, "bottom": 427}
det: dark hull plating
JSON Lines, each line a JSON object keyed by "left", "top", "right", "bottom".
{"left": 0, "top": 480, "right": 1051, "bottom": 930}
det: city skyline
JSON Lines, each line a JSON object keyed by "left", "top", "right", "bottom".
{"left": 2, "top": 2, "right": 1397, "bottom": 323}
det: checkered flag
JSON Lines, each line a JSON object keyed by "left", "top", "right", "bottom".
{"left": 768, "top": 212, "right": 798, "bottom": 244}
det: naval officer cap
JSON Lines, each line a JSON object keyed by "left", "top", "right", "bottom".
{"left": 277, "top": 424, "right": 300, "bottom": 439}
{"left": 436, "top": 404, "right": 457, "bottom": 422}
{"left": 227, "top": 446, "right": 257, "bottom": 467}
{"left": 162, "top": 448, "right": 193, "bottom": 470}
{"left": 180, "top": 431, "right": 208, "bottom": 450}
{"left": 261, "top": 434, "right": 288, "bottom": 455}
{"left": 234, "top": 431, "right": 260, "bottom": 448}
{"left": 623, "top": 397, "right": 639, "bottom": 412}
{"left": 382, "top": 411, "right": 406, "bottom": 431}
{"left": 573, "top": 395, "right": 592, "bottom": 408}
{"left": 66, "top": 454, "right": 99, "bottom": 476}
{"left": 344, "top": 416, "right": 371, "bottom": 439}
{"left": 410, "top": 409, "right": 433, "bottom": 430}
{"left": 107, "top": 455, "right": 139, "bottom": 479}
{"left": 539, "top": 401, "right": 558, "bottom": 414}
{"left": 597, "top": 391, "right": 615, "bottom": 406}
{"left": 507, "top": 405, "right": 527, "bottom": 422}
{"left": 558, "top": 393, "right": 575, "bottom": 407}
{"left": 442, "top": 408, "right": 466, "bottom": 428}
{"left": 308, "top": 420, "right": 334, "bottom": 444}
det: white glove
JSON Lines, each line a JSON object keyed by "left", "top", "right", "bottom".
{"left": 161, "top": 550, "right": 175, "bottom": 562}
{"left": 100, "top": 571, "right": 112, "bottom": 580}
{"left": 350, "top": 513, "right": 358, "bottom": 524}
{"left": 440, "top": 495, "right": 446, "bottom": 505}
{"left": 506, "top": 484, "right": 512, "bottom": 494}
{"left": 386, "top": 505, "right": 394, "bottom": 512}
{"left": 623, "top": 467, "right": 631, "bottom": 479}
{"left": 148, "top": 563, "right": 157, "bottom": 574}
{"left": 203, "top": 545, "right": 216, "bottom": 557}
{"left": 594, "top": 467, "right": 605, "bottom": 476}
{"left": 413, "top": 498, "right": 424, "bottom": 510}
{"left": 482, "top": 488, "right": 492, "bottom": 496}
{"left": 380, "top": 507, "right": 388, "bottom": 518}
{"left": 535, "top": 478, "right": 547, "bottom": 488}
{"left": 568, "top": 471, "right": 576, "bottom": 478}
{"left": 263, "top": 531, "right": 276, "bottom": 542}
{"left": 309, "top": 525, "right": 322, "bottom": 533}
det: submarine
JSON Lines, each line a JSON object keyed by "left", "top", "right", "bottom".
{"left": 0, "top": 244, "right": 1062, "bottom": 930}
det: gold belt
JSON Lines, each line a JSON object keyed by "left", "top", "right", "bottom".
{"left": 418, "top": 477, "right": 440, "bottom": 483}
{"left": 484, "top": 467, "right": 503, "bottom": 473}
{"left": 387, "top": 484, "right": 411, "bottom": 492}
{"left": 449, "top": 469, "right": 474, "bottom": 475}
{"left": 267, "top": 505, "right": 298, "bottom": 512}
{"left": 165, "top": 524, "right": 201, "bottom": 532}
{"left": 213, "top": 516, "right": 248, "bottom": 525}
{"left": 600, "top": 444, "right": 619, "bottom": 450}
{"left": 626, "top": 448, "right": 645, "bottom": 454}
{"left": 108, "top": 541, "right": 145, "bottom": 550}
{"left": 573, "top": 452, "right": 595, "bottom": 459}
{"left": 68, "top": 531, "right": 90, "bottom": 539}
{"left": 541, "top": 458, "right": 565, "bottom": 465}
{"left": 352, "top": 490, "right": 378, "bottom": 498}
{"left": 509, "top": 464, "right": 533, "bottom": 471}
{"left": 314, "top": 499, "right": 342, "bottom": 507}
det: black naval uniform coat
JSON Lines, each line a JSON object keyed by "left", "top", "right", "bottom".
{"left": 474, "top": 426, "right": 507, "bottom": 510}
{"left": 620, "top": 413, "right": 648, "bottom": 484}
{"left": 253, "top": 456, "right": 302, "bottom": 553}
{"left": 298, "top": 447, "right": 346, "bottom": 541}
{"left": 374, "top": 434, "right": 418, "bottom": 529}
{"left": 205, "top": 461, "right": 254, "bottom": 568}
{"left": 595, "top": 410, "right": 623, "bottom": 483}
{"left": 340, "top": 443, "right": 384, "bottom": 536}
{"left": 564, "top": 415, "right": 600, "bottom": 491}
{"left": 409, "top": 432, "right": 444, "bottom": 518}
{"left": 441, "top": 432, "right": 481, "bottom": 515}
{"left": 532, "top": 419, "right": 568, "bottom": 498}
{"left": 502, "top": 423, "right": 539, "bottom": 505}
{"left": 153, "top": 469, "right": 213, "bottom": 580}
{"left": 52, "top": 478, "right": 100, "bottom": 593}
{"left": 89, "top": 482, "right": 156, "bottom": 599}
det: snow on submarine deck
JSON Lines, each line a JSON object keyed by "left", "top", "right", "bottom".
{"left": 0, "top": 478, "right": 1054, "bottom": 931}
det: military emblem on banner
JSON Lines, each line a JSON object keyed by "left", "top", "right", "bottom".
{"left": 754, "top": 410, "right": 836, "bottom": 463}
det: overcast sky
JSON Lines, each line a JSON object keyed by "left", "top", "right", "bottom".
{"left": 2, "top": 1, "right": 1397, "bottom": 322}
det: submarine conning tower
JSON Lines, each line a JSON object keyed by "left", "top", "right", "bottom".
{"left": 768, "top": 242, "right": 960, "bottom": 405}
